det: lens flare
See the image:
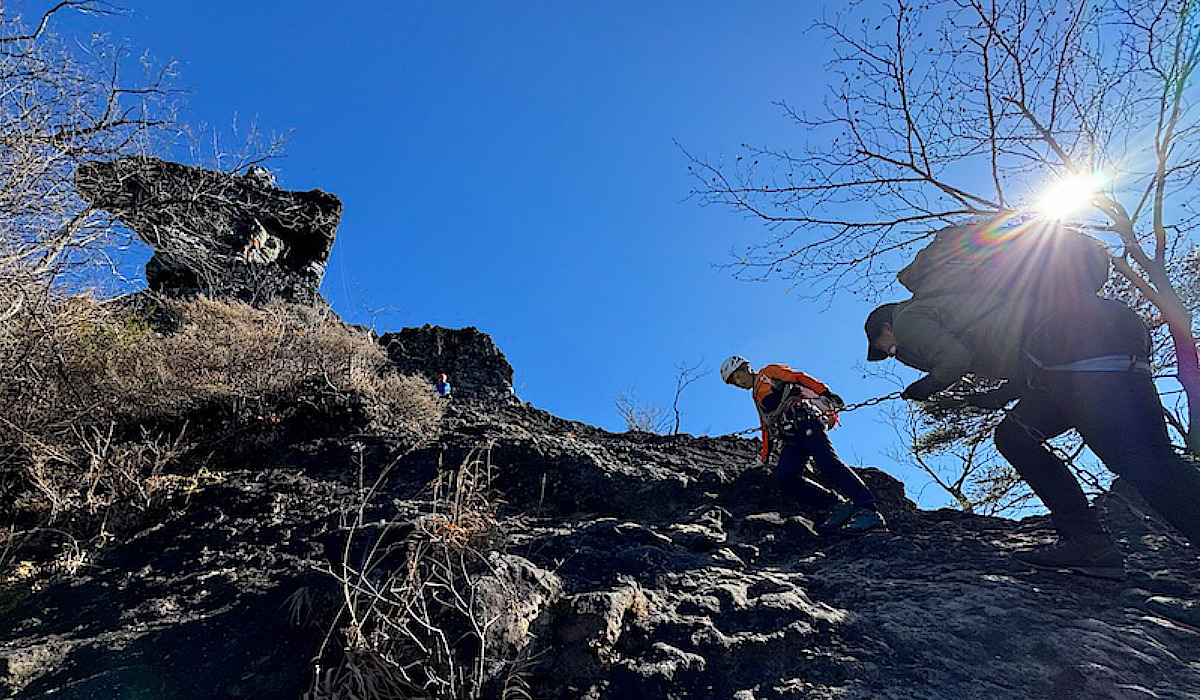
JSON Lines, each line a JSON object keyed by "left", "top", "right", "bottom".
{"left": 1036, "top": 172, "right": 1106, "bottom": 220}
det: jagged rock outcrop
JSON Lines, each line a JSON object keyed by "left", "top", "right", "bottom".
{"left": 414, "top": 402, "right": 1200, "bottom": 699}
{"left": 76, "top": 157, "right": 341, "bottom": 305}
{"left": 379, "top": 325, "right": 516, "bottom": 399}
{"left": 1, "top": 328, "right": 1199, "bottom": 699}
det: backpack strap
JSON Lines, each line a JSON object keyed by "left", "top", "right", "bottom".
{"left": 1027, "top": 353, "right": 1151, "bottom": 374}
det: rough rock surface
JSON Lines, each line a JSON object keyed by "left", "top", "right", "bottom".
{"left": 379, "top": 325, "right": 516, "bottom": 399}
{"left": 76, "top": 157, "right": 342, "bottom": 305}
{"left": 2, "top": 328, "right": 1199, "bottom": 699}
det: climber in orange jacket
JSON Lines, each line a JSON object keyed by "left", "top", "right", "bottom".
{"left": 721, "top": 356, "right": 887, "bottom": 535}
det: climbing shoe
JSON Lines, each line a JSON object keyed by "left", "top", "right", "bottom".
{"left": 839, "top": 507, "right": 888, "bottom": 535}
{"left": 817, "top": 502, "right": 855, "bottom": 534}
{"left": 1012, "top": 534, "right": 1125, "bottom": 580}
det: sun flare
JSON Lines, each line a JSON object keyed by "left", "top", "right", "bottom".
{"left": 1036, "top": 172, "right": 1106, "bottom": 220}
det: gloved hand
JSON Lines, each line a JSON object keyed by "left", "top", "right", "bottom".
{"left": 901, "top": 375, "right": 945, "bottom": 401}
{"left": 820, "top": 390, "right": 846, "bottom": 412}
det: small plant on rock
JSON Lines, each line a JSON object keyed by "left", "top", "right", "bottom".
{"left": 312, "top": 447, "right": 541, "bottom": 700}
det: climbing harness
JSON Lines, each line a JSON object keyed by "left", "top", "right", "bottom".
{"left": 1027, "top": 353, "right": 1151, "bottom": 375}
{"left": 720, "top": 391, "right": 903, "bottom": 438}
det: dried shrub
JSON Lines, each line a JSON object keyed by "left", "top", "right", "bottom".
{"left": 0, "top": 279, "right": 442, "bottom": 565}
{"left": 312, "top": 449, "right": 532, "bottom": 700}
{"left": 94, "top": 296, "right": 444, "bottom": 436}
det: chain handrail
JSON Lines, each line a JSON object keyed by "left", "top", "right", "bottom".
{"left": 718, "top": 391, "right": 904, "bottom": 438}
{"left": 840, "top": 391, "right": 904, "bottom": 412}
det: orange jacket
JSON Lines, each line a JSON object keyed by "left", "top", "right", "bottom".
{"left": 752, "top": 364, "right": 831, "bottom": 463}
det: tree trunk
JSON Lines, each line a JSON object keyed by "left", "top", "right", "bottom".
{"left": 1160, "top": 295, "right": 1200, "bottom": 453}
{"left": 1108, "top": 231, "right": 1200, "bottom": 452}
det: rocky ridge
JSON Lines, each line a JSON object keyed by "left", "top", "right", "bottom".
{"left": 0, "top": 328, "right": 1197, "bottom": 699}
{"left": 379, "top": 325, "right": 516, "bottom": 400}
{"left": 3, "top": 160, "right": 1198, "bottom": 698}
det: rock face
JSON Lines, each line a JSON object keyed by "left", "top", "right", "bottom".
{"left": 415, "top": 403, "right": 1200, "bottom": 700}
{"left": 75, "top": 157, "right": 342, "bottom": 305}
{"left": 379, "top": 325, "right": 516, "bottom": 399}
{"left": 2, "top": 327, "right": 1200, "bottom": 699}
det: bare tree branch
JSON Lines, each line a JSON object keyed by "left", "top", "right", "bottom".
{"left": 691, "top": 0, "right": 1200, "bottom": 448}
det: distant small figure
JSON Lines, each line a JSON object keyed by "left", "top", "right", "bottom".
{"left": 243, "top": 219, "right": 283, "bottom": 264}
{"left": 304, "top": 260, "right": 327, "bottom": 280}
{"left": 434, "top": 373, "right": 452, "bottom": 398}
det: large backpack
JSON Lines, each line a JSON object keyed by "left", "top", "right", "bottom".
{"left": 898, "top": 219, "right": 1110, "bottom": 304}
{"left": 894, "top": 219, "right": 1112, "bottom": 379}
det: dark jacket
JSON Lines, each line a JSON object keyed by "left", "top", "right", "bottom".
{"left": 891, "top": 291, "right": 1038, "bottom": 394}
{"left": 1026, "top": 296, "right": 1150, "bottom": 367}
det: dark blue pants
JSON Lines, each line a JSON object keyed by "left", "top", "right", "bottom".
{"left": 775, "top": 419, "right": 876, "bottom": 509}
{"left": 994, "top": 371, "right": 1200, "bottom": 544}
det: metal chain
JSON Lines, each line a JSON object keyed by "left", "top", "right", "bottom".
{"left": 719, "top": 391, "right": 904, "bottom": 438}
{"left": 840, "top": 391, "right": 904, "bottom": 412}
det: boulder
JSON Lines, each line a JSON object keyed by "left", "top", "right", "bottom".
{"left": 75, "top": 157, "right": 341, "bottom": 305}
{"left": 379, "top": 325, "right": 515, "bottom": 400}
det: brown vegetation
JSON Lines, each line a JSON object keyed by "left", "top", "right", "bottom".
{"left": 0, "top": 279, "right": 442, "bottom": 577}
{"left": 310, "top": 449, "right": 538, "bottom": 700}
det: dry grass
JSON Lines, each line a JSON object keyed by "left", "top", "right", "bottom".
{"left": 421, "top": 456, "right": 501, "bottom": 551}
{"left": 310, "top": 449, "right": 532, "bottom": 700}
{"left": 0, "top": 276, "right": 442, "bottom": 580}
{"left": 53, "top": 295, "right": 443, "bottom": 434}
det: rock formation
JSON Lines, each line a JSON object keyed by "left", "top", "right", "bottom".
{"left": 379, "top": 325, "right": 516, "bottom": 400}
{"left": 1, "top": 327, "right": 1199, "bottom": 699}
{"left": 75, "top": 157, "right": 342, "bottom": 305}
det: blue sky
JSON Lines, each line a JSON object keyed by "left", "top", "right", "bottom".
{"left": 47, "top": 2, "right": 945, "bottom": 504}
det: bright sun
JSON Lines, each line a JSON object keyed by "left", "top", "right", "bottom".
{"left": 1036, "top": 172, "right": 1106, "bottom": 220}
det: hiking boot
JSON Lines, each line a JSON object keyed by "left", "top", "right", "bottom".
{"left": 839, "top": 507, "right": 888, "bottom": 535}
{"left": 1012, "top": 534, "right": 1125, "bottom": 580}
{"left": 817, "top": 502, "right": 855, "bottom": 534}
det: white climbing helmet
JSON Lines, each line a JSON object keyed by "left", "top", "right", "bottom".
{"left": 720, "top": 355, "right": 750, "bottom": 383}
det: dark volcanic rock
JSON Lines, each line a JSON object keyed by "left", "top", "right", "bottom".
{"left": 379, "top": 325, "right": 515, "bottom": 399}
{"left": 75, "top": 157, "right": 342, "bottom": 305}
{"left": 0, "top": 470, "right": 347, "bottom": 699}
{"left": 2, "top": 327, "right": 1199, "bottom": 699}
{"left": 364, "top": 399, "right": 1200, "bottom": 699}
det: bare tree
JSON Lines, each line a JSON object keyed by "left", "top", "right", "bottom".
{"left": 615, "top": 360, "right": 710, "bottom": 435}
{"left": 690, "top": 0, "right": 1200, "bottom": 450}
{"left": 0, "top": 0, "right": 178, "bottom": 296}
{"left": 669, "top": 359, "right": 709, "bottom": 434}
{"left": 614, "top": 387, "right": 671, "bottom": 434}
{"left": 883, "top": 395, "right": 1004, "bottom": 513}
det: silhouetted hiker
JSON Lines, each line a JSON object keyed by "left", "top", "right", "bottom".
{"left": 434, "top": 373, "right": 451, "bottom": 398}
{"left": 866, "top": 297, "right": 1200, "bottom": 578}
{"left": 866, "top": 218, "right": 1111, "bottom": 401}
{"left": 720, "top": 355, "right": 886, "bottom": 534}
